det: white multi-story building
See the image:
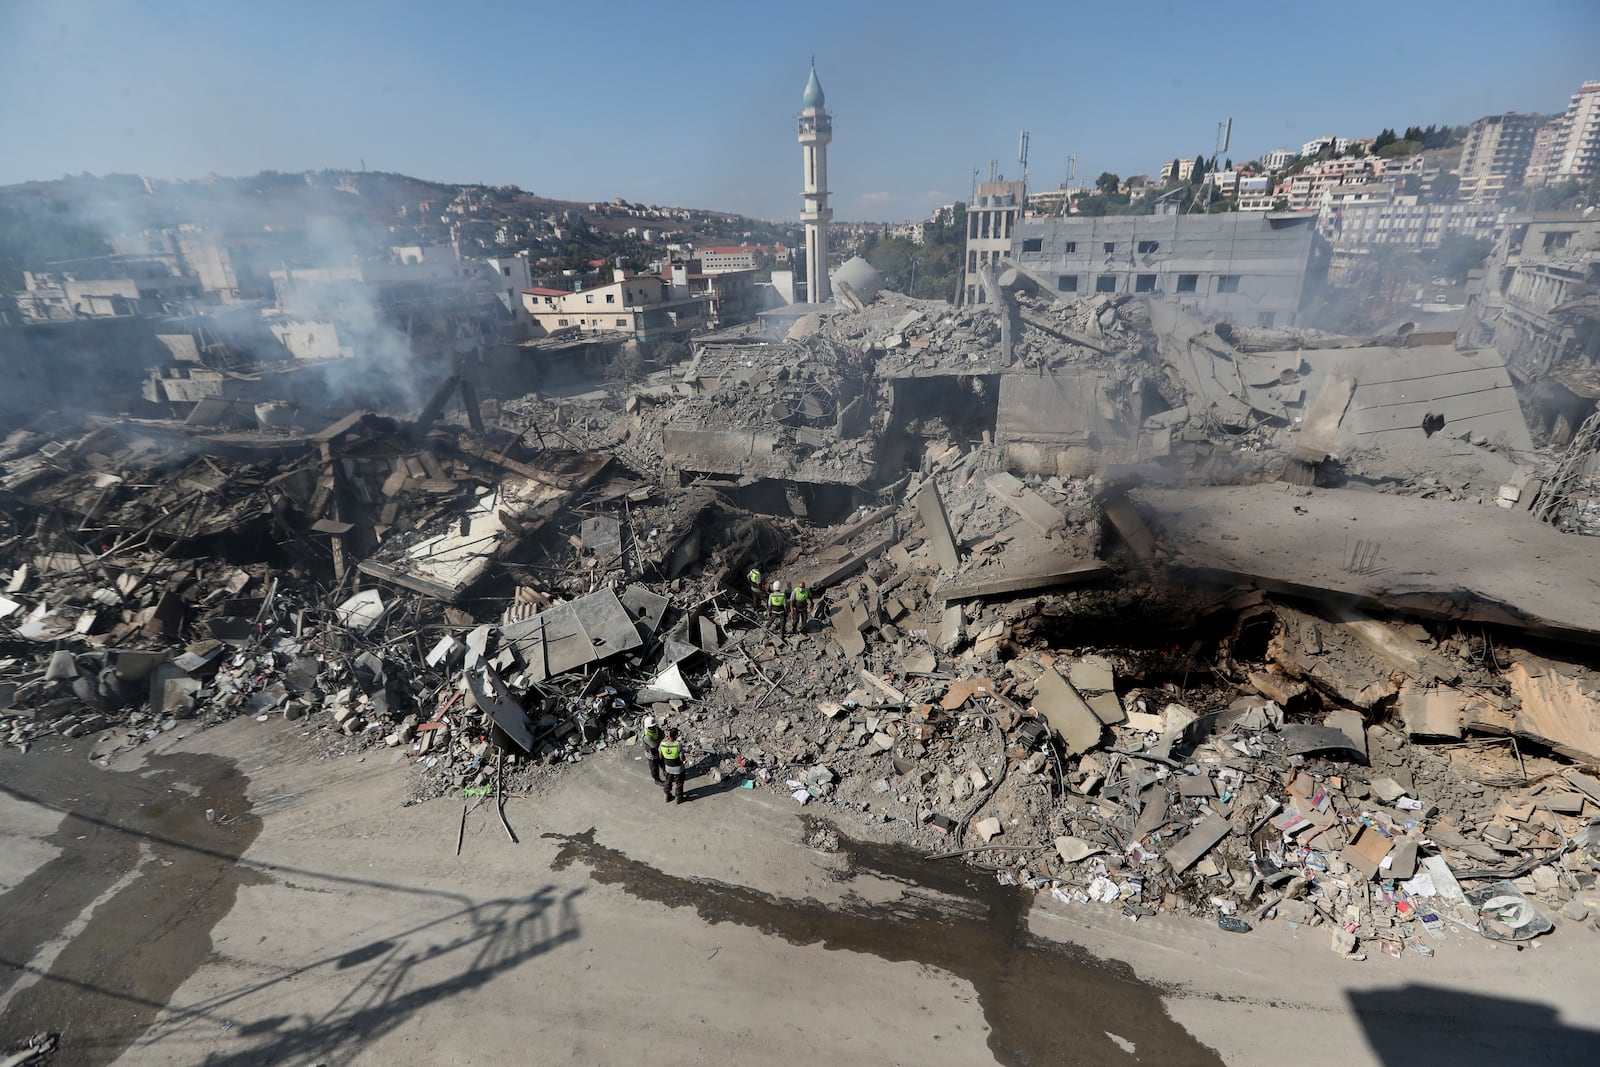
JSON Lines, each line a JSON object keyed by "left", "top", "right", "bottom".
{"left": 1260, "top": 147, "right": 1296, "bottom": 173}
{"left": 520, "top": 269, "right": 709, "bottom": 342}
{"left": 1301, "top": 135, "right": 1352, "bottom": 158}
{"left": 1457, "top": 112, "right": 1539, "bottom": 201}
{"left": 962, "top": 179, "right": 1025, "bottom": 305}
{"left": 1541, "top": 80, "right": 1600, "bottom": 185}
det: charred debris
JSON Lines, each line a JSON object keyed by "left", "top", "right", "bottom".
{"left": 3, "top": 273, "right": 1600, "bottom": 962}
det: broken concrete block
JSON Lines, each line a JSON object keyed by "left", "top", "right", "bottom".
{"left": 1370, "top": 777, "right": 1407, "bottom": 804}
{"left": 1325, "top": 710, "right": 1367, "bottom": 760}
{"left": 1397, "top": 681, "right": 1466, "bottom": 739}
{"left": 968, "top": 765, "right": 989, "bottom": 791}
{"left": 1032, "top": 667, "right": 1102, "bottom": 755}
{"left": 1164, "top": 813, "right": 1233, "bottom": 873}
{"left": 915, "top": 482, "right": 960, "bottom": 572}
{"left": 1248, "top": 669, "right": 1305, "bottom": 705}
{"left": 1086, "top": 691, "right": 1125, "bottom": 726}
{"left": 937, "top": 605, "right": 965, "bottom": 653}
{"left": 974, "top": 817, "right": 1002, "bottom": 843}
{"left": 1054, "top": 836, "right": 1103, "bottom": 864}
{"left": 1067, "top": 655, "right": 1115, "bottom": 693}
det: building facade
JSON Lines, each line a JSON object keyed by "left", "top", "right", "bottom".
{"left": 1457, "top": 112, "right": 1539, "bottom": 201}
{"left": 1548, "top": 81, "right": 1600, "bottom": 185}
{"left": 521, "top": 271, "right": 709, "bottom": 342}
{"left": 1260, "top": 148, "right": 1296, "bottom": 173}
{"left": 962, "top": 179, "right": 1026, "bottom": 305}
{"left": 1009, "top": 212, "right": 1328, "bottom": 326}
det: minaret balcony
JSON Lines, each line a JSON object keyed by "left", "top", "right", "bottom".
{"left": 798, "top": 114, "right": 832, "bottom": 137}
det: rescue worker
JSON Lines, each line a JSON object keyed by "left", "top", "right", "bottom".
{"left": 766, "top": 579, "right": 788, "bottom": 630}
{"left": 659, "top": 727, "right": 686, "bottom": 802}
{"left": 786, "top": 580, "right": 811, "bottom": 634}
{"left": 641, "top": 714, "right": 664, "bottom": 783}
{"left": 746, "top": 564, "right": 764, "bottom": 605}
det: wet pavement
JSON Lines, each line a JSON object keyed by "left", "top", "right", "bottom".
{"left": 549, "top": 823, "right": 1224, "bottom": 1066}
{"left": 0, "top": 747, "right": 261, "bottom": 1066}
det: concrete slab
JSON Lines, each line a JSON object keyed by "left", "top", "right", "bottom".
{"left": 1031, "top": 667, "right": 1102, "bottom": 755}
{"left": 983, "top": 472, "right": 1064, "bottom": 537}
{"left": 915, "top": 482, "right": 960, "bottom": 572}
{"left": 934, "top": 559, "right": 1108, "bottom": 604}
{"left": 1133, "top": 485, "right": 1600, "bottom": 644}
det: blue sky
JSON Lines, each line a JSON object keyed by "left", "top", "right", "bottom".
{"left": 2, "top": 0, "right": 1595, "bottom": 221}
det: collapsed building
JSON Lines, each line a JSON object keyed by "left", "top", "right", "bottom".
{"left": 3, "top": 253, "right": 1600, "bottom": 971}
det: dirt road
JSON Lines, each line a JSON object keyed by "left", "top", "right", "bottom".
{"left": 2, "top": 717, "right": 1596, "bottom": 1065}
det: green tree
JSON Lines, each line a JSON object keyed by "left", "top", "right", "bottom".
{"left": 1096, "top": 172, "right": 1121, "bottom": 195}
{"left": 1378, "top": 139, "right": 1421, "bottom": 160}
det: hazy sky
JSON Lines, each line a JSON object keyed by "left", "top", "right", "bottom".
{"left": 2, "top": 0, "right": 1595, "bottom": 221}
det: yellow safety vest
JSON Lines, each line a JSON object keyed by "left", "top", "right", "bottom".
{"left": 748, "top": 569, "right": 762, "bottom": 585}
{"left": 769, "top": 591, "right": 786, "bottom": 608}
{"left": 643, "top": 727, "right": 662, "bottom": 748}
{"left": 792, "top": 587, "right": 809, "bottom": 602}
{"left": 659, "top": 740, "right": 681, "bottom": 761}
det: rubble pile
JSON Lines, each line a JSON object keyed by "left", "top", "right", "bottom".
{"left": 3, "top": 279, "right": 1599, "bottom": 969}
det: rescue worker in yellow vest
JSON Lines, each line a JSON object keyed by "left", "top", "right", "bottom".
{"left": 659, "top": 727, "right": 686, "bottom": 802}
{"left": 766, "top": 580, "right": 787, "bottom": 630}
{"left": 786, "top": 580, "right": 810, "bottom": 635}
{"left": 747, "top": 565, "right": 763, "bottom": 606}
{"left": 641, "top": 714, "right": 664, "bottom": 783}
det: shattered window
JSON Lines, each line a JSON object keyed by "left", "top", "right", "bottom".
{"left": 615, "top": 318, "right": 627, "bottom": 326}
{"left": 1102, "top": 242, "right": 1116, "bottom": 253}
{"left": 1137, "top": 240, "right": 1159, "bottom": 253}
{"left": 1216, "top": 274, "right": 1241, "bottom": 293}
{"left": 1176, "top": 274, "right": 1198, "bottom": 293}
{"left": 1064, "top": 241, "right": 1077, "bottom": 253}
{"left": 1058, "top": 275, "right": 1078, "bottom": 292}
{"left": 1096, "top": 274, "right": 1117, "bottom": 293}
{"left": 1135, "top": 274, "right": 1156, "bottom": 292}
{"left": 1021, "top": 238, "right": 1042, "bottom": 252}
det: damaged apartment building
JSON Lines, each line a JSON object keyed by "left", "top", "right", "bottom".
{"left": 1464, "top": 211, "right": 1600, "bottom": 442}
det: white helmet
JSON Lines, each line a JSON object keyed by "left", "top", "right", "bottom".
{"left": 643, "top": 714, "right": 656, "bottom": 728}
{"left": 771, "top": 579, "right": 782, "bottom": 590}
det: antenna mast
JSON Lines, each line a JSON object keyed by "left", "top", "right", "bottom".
{"left": 1190, "top": 117, "right": 1233, "bottom": 214}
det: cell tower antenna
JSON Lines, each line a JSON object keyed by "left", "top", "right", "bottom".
{"left": 1018, "top": 129, "right": 1030, "bottom": 193}
{"left": 1190, "top": 116, "right": 1234, "bottom": 214}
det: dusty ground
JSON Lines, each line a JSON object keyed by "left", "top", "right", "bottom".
{"left": 1, "top": 717, "right": 1597, "bottom": 1066}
